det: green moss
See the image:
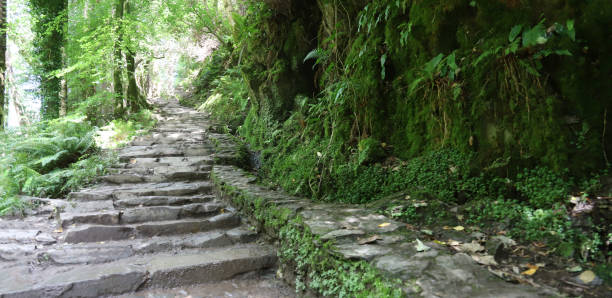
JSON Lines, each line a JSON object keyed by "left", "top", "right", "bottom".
{"left": 211, "top": 170, "right": 403, "bottom": 297}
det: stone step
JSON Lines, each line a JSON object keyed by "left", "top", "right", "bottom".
{"left": 64, "top": 213, "right": 241, "bottom": 243}
{"left": 61, "top": 203, "right": 224, "bottom": 227}
{"left": 114, "top": 156, "right": 213, "bottom": 169}
{"left": 115, "top": 195, "right": 215, "bottom": 208}
{"left": 0, "top": 245, "right": 277, "bottom": 297}
{"left": 102, "top": 170, "right": 210, "bottom": 184}
{"left": 70, "top": 182, "right": 213, "bottom": 201}
{"left": 38, "top": 227, "right": 258, "bottom": 265}
{"left": 118, "top": 145, "right": 212, "bottom": 161}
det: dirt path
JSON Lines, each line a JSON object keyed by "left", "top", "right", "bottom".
{"left": 0, "top": 98, "right": 294, "bottom": 297}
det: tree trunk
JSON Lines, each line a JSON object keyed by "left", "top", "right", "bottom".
{"left": 59, "top": 47, "right": 67, "bottom": 116}
{"left": 0, "top": 0, "right": 6, "bottom": 130}
{"left": 125, "top": 0, "right": 147, "bottom": 113}
{"left": 113, "top": 0, "right": 125, "bottom": 118}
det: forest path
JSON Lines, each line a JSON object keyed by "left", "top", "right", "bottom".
{"left": 0, "top": 98, "right": 294, "bottom": 297}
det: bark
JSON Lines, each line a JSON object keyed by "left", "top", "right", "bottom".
{"left": 113, "top": 0, "right": 125, "bottom": 118}
{"left": 0, "top": 0, "right": 6, "bottom": 130}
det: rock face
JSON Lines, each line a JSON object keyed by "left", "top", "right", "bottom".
{"left": 0, "top": 99, "right": 278, "bottom": 297}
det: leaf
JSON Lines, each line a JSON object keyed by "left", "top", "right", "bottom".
{"left": 378, "top": 222, "right": 391, "bottom": 228}
{"left": 415, "top": 239, "right": 431, "bottom": 252}
{"left": 453, "top": 226, "right": 465, "bottom": 231}
{"left": 420, "top": 229, "right": 433, "bottom": 236}
{"left": 358, "top": 235, "right": 382, "bottom": 245}
{"left": 521, "top": 264, "right": 538, "bottom": 276}
{"left": 424, "top": 53, "right": 444, "bottom": 79}
{"left": 458, "top": 241, "right": 485, "bottom": 253}
{"left": 472, "top": 255, "right": 498, "bottom": 266}
{"left": 566, "top": 19, "right": 575, "bottom": 41}
{"left": 509, "top": 24, "right": 523, "bottom": 42}
{"left": 522, "top": 22, "right": 547, "bottom": 47}
{"left": 566, "top": 265, "right": 582, "bottom": 273}
{"left": 577, "top": 270, "right": 596, "bottom": 284}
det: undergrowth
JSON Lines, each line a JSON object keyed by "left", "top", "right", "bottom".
{"left": 0, "top": 109, "right": 155, "bottom": 216}
{"left": 186, "top": 0, "right": 612, "bottom": 269}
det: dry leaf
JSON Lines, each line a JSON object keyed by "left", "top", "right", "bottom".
{"left": 415, "top": 239, "right": 431, "bottom": 252}
{"left": 453, "top": 226, "right": 465, "bottom": 231}
{"left": 472, "top": 255, "right": 498, "bottom": 266}
{"left": 443, "top": 226, "right": 451, "bottom": 230}
{"left": 420, "top": 229, "right": 433, "bottom": 236}
{"left": 378, "top": 222, "right": 391, "bottom": 228}
{"left": 53, "top": 228, "right": 63, "bottom": 233}
{"left": 129, "top": 159, "right": 137, "bottom": 164}
{"left": 577, "top": 270, "right": 596, "bottom": 284}
{"left": 358, "top": 235, "right": 382, "bottom": 245}
{"left": 458, "top": 241, "right": 485, "bottom": 253}
{"left": 449, "top": 240, "right": 462, "bottom": 246}
{"left": 521, "top": 264, "right": 539, "bottom": 276}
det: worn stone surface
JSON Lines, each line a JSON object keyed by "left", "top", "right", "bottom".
{"left": 211, "top": 162, "right": 559, "bottom": 297}
{"left": 0, "top": 98, "right": 278, "bottom": 297}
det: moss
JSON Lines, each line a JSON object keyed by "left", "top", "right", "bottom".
{"left": 211, "top": 169, "right": 403, "bottom": 297}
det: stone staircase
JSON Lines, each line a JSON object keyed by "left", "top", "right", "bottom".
{"left": 0, "top": 100, "right": 278, "bottom": 297}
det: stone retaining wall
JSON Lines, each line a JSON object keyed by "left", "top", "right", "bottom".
{"left": 208, "top": 132, "right": 556, "bottom": 297}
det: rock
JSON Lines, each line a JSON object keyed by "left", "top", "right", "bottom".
{"left": 320, "top": 229, "right": 365, "bottom": 241}
{"left": 334, "top": 244, "right": 392, "bottom": 261}
{"left": 35, "top": 233, "right": 56, "bottom": 245}
{"left": 486, "top": 236, "right": 516, "bottom": 262}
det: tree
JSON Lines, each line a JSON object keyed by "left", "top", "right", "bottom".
{"left": 29, "top": 0, "right": 67, "bottom": 120}
{"left": 0, "top": 0, "right": 6, "bottom": 130}
{"left": 113, "top": 0, "right": 124, "bottom": 117}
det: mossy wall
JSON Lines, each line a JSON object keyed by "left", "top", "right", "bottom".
{"left": 231, "top": 0, "right": 611, "bottom": 177}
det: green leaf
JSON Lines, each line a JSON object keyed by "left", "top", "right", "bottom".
{"left": 509, "top": 24, "right": 523, "bottom": 42}
{"left": 522, "top": 22, "right": 547, "bottom": 47}
{"left": 424, "top": 53, "right": 444, "bottom": 79}
{"left": 566, "top": 19, "right": 576, "bottom": 41}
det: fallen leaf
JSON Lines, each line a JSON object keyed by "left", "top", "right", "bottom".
{"left": 130, "top": 159, "right": 137, "bottom": 164}
{"left": 472, "top": 255, "right": 498, "bottom": 266}
{"left": 566, "top": 266, "right": 582, "bottom": 273}
{"left": 449, "top": 240, "right": 462, "bottom": 246}
{"left": 453, "top": 226, "right": 465, "bottom": 231}
{"left": 532, "top": 242, "right": 546, "bottom": 248}
{"left": 420, "top": 229, "right": 433, "bottom": 236}
{"left": 433, "top": 240, "right": 446, "bottom": 245}
{"left": 415, "top": 239, "right": 431, "bottom": 252}
{"left": 458, "top": 241, "right": 485, "bottom": 253}
{"left": 521, "top": 264, "right": 539, "bottom": 276}
{"left": 53, "top": 228, "right": 63, "bottom": 233}
{"left": 378, "top": 222, "right": 391, "bottom": 228}
{"left": 358, "top": 235, "right": 382, "bottom": 245}
{"left": 405, "top": 224, "right": 415, "bottom": 230}
{"left": 404, "top": 195, "right": 411, "bottom": 200}
{"left": 577, "top": 270, "right": 596, "bottom": 284}
{"left": 316, "top": 152, "right": 322, "bottom": 157}
{"left": 443, "top": 226, "right": 452, "bottom": 230}
{"left": 456, "top": 214, "right": 464, "bottom": 221}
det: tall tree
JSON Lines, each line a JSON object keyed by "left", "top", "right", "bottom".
{"left": 29, "top": 0, "right": 67, "bottom": 120}
{"left": 0, "top": 0, "right": 6, "bottom": 130}
{"left": 124, "top": 0, "right": 146, "bottom": 113}
{"left": 113, "top": 0, "right": 124, "bottom": 117}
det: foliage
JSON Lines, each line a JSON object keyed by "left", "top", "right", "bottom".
{"left": 0, "top": 116, "right": 116, "bottom": 215}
